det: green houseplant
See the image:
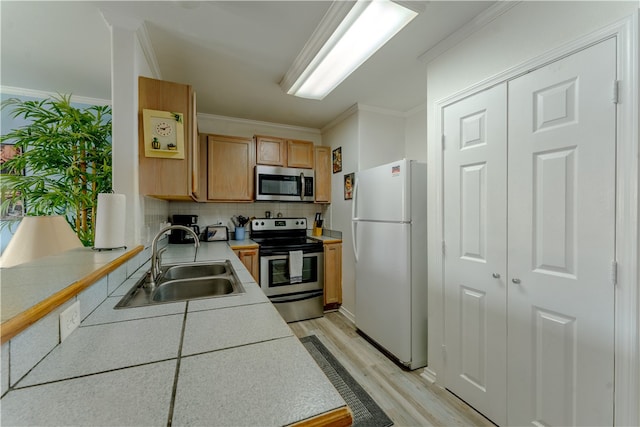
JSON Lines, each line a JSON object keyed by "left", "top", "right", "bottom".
{"left": 0, "top": 94, "right": 112, "bottom": 246}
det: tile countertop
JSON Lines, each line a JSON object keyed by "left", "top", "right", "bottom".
{"left": 0, "top": 246, "right": 139, "bottom": 324}
{"left": 1, "top": 241, "right": 349, "bottom": 426}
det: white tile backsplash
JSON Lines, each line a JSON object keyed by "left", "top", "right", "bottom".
{"left": 5, "top": 260, "right": 133, "bottom": 392}
{"left": 9, "top": 299, "right": 73, "bottom": 386}
{"left": 77, "top": 277, "right": 108, "bottom": 321}
{"left": 169, "top": 202, "right": 329, "bottom": 233}
{"left": 2, "top": 342, "right": 9, "bottom": 396}
{"left": 107, "top": 265, "right": 127, "bottom": 295}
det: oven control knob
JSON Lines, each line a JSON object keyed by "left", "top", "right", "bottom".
{"left": 261, "top": 221, "right": 265, "bottom": 226}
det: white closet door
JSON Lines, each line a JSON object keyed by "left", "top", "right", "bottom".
{"left": 443, "top": 83, "right": 508, "bottom": 426}
{"left": 507, "top": 38, "right": 616, "bottom": 426}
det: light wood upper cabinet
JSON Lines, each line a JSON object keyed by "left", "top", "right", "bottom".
{"left": 314, "top": 146, "right": 331, "bottom": 203}
{"left": 323, "top": 241, "right": 342, "bottom": 309}
{"left": 207, "top": 134, "right": 255, "bottom": 202}
{"left": 138, "top": 76, "right": 197, "bottom": 200}
{"left": 287, "top": 139, "right": 314, "bottom": 169}
{"left": 255, "top": 136, "right": 314, "bottom": 169}
{"left": 255, "top": 135, "right": 287, "bottom": 166}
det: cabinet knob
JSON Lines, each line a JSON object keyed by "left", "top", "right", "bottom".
{"left": 492, "top": 273, "right": 501, "bottom": 279}
{"left": 512, "top": 278, "right": 521, "bottom": 284}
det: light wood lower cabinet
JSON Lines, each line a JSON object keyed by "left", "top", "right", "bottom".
{"left": 323, "top": 242, "right": 342, "bottom": 309}
{"left": 207, "top": 134, "right": 255, "bottom": 201}
{"left": 233, "top": 247, "right": 259, "bottom": 282}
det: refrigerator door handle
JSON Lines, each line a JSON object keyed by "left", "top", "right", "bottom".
{"left": 351, "top": 177, "right": 359, "bottom": 262}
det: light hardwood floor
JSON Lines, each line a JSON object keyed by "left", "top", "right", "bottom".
{"left": 289, "top": 311, "right": 495, "bottom": 427}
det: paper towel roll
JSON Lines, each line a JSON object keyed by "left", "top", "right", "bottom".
{"left": 94, "top": 193, "right": 126, "bottom": 249}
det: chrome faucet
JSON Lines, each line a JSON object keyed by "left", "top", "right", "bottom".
{"left": 147, "top": 225, "right": 200, "bottom": 288}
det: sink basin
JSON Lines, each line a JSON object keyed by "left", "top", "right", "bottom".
{"left": 115, "top": 260, "right": 244, "bottom": 309}
{"left": 153, "top": 278, "right": 234, "bottom": 302}
{"left": 162, "top": 263, "right": 227, "bottom": 280}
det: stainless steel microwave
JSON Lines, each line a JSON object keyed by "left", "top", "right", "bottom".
{"left": 255, "top": 165, "right": 314, "bottom": 202}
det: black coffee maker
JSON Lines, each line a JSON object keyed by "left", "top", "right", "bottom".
{"left": 169, "top": 214, "right": 200, "bottom": 244}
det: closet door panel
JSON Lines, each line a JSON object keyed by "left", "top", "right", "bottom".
{"left": 507, "top": 38, "right": 616, "bottom": 427}
{"left": 443, "top": 83, "right": 507, "bottom": 426}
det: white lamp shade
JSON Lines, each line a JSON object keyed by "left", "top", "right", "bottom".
{"left": 0, "top": 216, "right": 83, "bottom": 268}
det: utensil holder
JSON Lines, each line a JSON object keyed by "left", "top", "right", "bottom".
{"left": 235, "top": 226, "right": 245, "bottom": 240}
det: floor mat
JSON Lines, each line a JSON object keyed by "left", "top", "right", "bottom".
{"left": 300, "top": 335, "right": 394, "bottom": 427}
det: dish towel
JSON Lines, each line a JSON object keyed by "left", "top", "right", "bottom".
{"left": 289, "top": 250, "right": 303, "bottom": 284}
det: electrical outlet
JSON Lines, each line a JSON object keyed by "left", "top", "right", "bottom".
{"left": 60, "top": 301, "right": 80, "bottom": 342}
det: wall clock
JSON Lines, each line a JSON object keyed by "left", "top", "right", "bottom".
{"left": 142, "top": 109, "right": 185, "bottom": 159}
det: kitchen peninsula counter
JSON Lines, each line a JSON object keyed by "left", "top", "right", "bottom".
{"left": 1, "top": 242, "right": 351, "bottom": 426}
{"left": 1, "top": 245, "right": 143, "bottom": 343}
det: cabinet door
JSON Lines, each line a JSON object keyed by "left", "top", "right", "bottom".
{"left": 207, "top": 135, "right": 255, "bottom": 201}
{"left": 323, "top": 242, "right": 342, "bottom": 308}
{"left": 287, "top": 139, "right": 314, "bottom": 169}
{"left": 234, "top": 248, "right": 259, "bottom": 282}
{"left": 138, "top": 76, "right": 193, "bottom": 200}
{"left": 189, "top": 89, "right": 200, "bottom": 198}
{"left": 256, "top": 136, "right": 286, "bottom": 166}
{"left": 314, "top": 146, "right": 331, "bottom": 203}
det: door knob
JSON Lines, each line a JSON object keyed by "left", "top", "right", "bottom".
{"left": 512, "top": 278, "right": 521, "bottom": 284}
{"left": 492, "top": 273, "right": 501, "bottom": 278}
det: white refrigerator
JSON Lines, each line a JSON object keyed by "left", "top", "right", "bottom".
{"left": 351, "top": 159, "right": 427, "bottom": 369}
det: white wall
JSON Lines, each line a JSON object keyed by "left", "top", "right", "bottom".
{"left": 405, "top": 104, "right": 428, "bottom": 162}
{"left": 321, "top": 103, "right": 420, "bottom": 319}
{"left": 197, "top": 113, "right": 321, "bottom": 144}
{"left": 322, "top": 111, "right": 359, "bottom": 319}
{"left": 424, "top": 0, "right": 638, "bottom": 386}
{"left": 104, "top": 10, "right": 170, "bottom": 249}
{"left": 357, "top": 106, "right": 405, "bottom": 169}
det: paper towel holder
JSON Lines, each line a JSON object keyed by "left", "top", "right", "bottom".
{"left": 92, "top": 192, "right": 127, "bottom": 251}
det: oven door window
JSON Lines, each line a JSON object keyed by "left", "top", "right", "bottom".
{"left": 269, "top": 257, "right": 317, "bottom": 287}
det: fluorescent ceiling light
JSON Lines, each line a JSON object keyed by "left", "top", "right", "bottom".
{"left": 281, "top": 0, "right": 418, "bottom": 100}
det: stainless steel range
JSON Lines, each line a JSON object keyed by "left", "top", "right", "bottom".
{"left": 250, "top": 217, "right": 324, "bottom": 323}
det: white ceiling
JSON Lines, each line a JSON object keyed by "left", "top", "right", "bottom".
{"left": 1, "top": 1, "right": 495, "bottom": 129}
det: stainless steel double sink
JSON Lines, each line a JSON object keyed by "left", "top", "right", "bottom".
{"left": 115, "top": 260, "right": 245, "bottom": 309}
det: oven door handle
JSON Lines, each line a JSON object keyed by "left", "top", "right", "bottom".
{"left": 270, "top": 291, "right": 323, "bottom": 304}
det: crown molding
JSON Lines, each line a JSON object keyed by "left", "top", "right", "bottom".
{"left": 321, "top": 104, "right": 359, "bottom": 133}
{"left": 197, "top": 112, "right": 321, "bottom": 135}
{"left": 418, "top": 1, "right": 521, "bottom": 64}
{"left": 406, "top": 102, "right": 427, "bottom": 116}
{"left": 0, "top": 86, "right": 111, "bottom": 106}
{"left": 137, "top": 23, "right": 163, "bottom": 80}
{"left": 99, "top": 8, "right": 142, "bottom": 32}
{"left": 356, "top": 103, "right": 406, "bottom": 117}
{"left": 321, "top": 101, "right": 427, "bottom": 133}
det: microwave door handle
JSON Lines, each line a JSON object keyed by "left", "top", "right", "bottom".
{"left": 300, "top": 173, "right": 305, "bottom": 200}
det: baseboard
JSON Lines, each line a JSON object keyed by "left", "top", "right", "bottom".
{"left": 421, "top": 367, "right": 437, "bottom": 384}
{"left": 338, "top": 306, "right": 355, "bottom": 324}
